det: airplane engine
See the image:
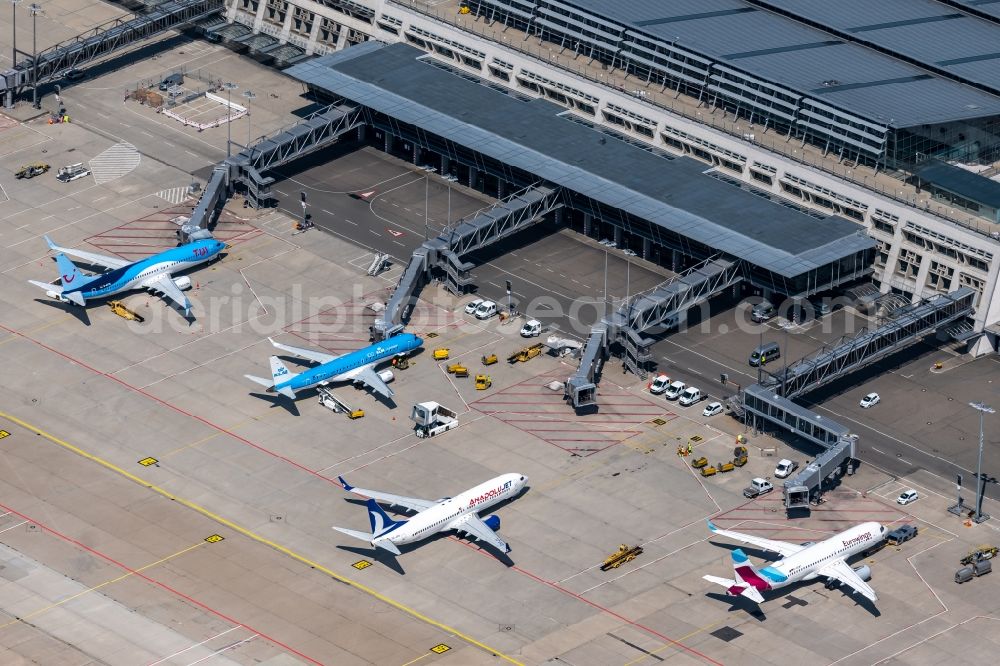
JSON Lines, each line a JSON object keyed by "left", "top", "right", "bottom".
{"left": 173, "top": 276, "right": 193, "bottom": 291}
{"left": 483, "top": 515, "right": 501, "bottom": 531}
{"left": 378, "top": 369, "right": 395, "bottom": 384}
{"left": 824, "top": 564, "right": 871, "bottom": 589}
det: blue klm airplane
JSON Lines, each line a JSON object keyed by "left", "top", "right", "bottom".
{"left": 245, "top": 333, "right": 423, "bottom": 400}
{"left": 28, "top": 235, "right": 226, "bottom": 316}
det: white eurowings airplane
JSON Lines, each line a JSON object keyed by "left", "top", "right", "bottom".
{"left": 333, "top": 473, "right": 528, "bottom": 555}
{"left": 703, "top": 520, "right": 886, "bottom": 604}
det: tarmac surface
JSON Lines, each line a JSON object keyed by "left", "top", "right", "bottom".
{"left": 0, "top": 13, "right": 999, "bottom": 666}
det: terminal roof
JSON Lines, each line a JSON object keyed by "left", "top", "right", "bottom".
{"left": 288, "top": 43, "right": 873, "bottom": 278}
{"left": 914, "top": 161, "right": 1000, "bottom": 209}
{"left": 535, "top": 0, "right": 1000, "bottom": 126}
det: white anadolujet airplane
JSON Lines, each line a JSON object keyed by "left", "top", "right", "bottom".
{"left": 703, "top": 520, "right": 886, "bottom": 604}
{"left": 333, "top": 473, "right": 528, "bottom": 555}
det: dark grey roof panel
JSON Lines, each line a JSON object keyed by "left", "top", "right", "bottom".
{"left": 947, "top": 0, "right": 1000, "bottom": 21}
{"left": 758, "top": 0, "right": 1000, "bottom": 94}
{"left": 505, "top": 0, "right": 1000, "bottom": 127}
{"left": 915, "top": 160, "right": 1000, "bottom": 208}
{"left": 288, "top": 43, "right": 872, "bottom": 278}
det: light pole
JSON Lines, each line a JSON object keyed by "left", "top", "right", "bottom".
{"left": 222, "top": 81, "right": 238, "bottom": 157}
{"left": 970, "top": 401, "right": 995, "bottom": 522}
{"left": 242, "top": 89, "right": 255, "bottom": 146}
{"left": 10, "top": 0, "right": 21, "bottom": 68}
{"left": 29, "top": 2, "right": 41, "bottom": 109}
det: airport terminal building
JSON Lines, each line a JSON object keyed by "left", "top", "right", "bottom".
{"left": 217, "top": 0, "right": 1000, "bottom": 346}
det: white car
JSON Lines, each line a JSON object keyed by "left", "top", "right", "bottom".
{"left": 649, "top": 374, "right": 671, "bottom": 394}
{"left": 774, "top": 459, "right": 799, "bottom": 479}
{"left": 897, "top": 489, "right": 919, "bottom": 505}
{"left": 702, "top": 402, "right": 723, "bottom": 417}
{"left": 464, "top": 298, "right": 484, "bottom": 315}
{"left": 679, "top": 387, "right": 703, "bottom": 406}
{"left": 860, "top": 392, "right": 881, "bottom": 409}
{"left": 663, "top": 381, "right": 686, "bottom": 400}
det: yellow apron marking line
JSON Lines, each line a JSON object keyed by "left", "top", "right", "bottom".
{"left": 0, "top": 542, "right": 204, "bottom": 630}
{"left": 399, "top": 651, "right": 434, "bottom": 666}
{"left": 0, "top": 410, "right": 523, "bottom": 666}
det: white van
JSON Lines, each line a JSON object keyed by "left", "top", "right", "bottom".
{"left": 663, "top": 381, "right": 686, "bottom": 400}
{"left": 678, "top": 387, "right": 702, "bottom": 406}
{"left": 474, "top": 300, "right": 497, "bottom": 319}
{"left": 520, "top": 319, "right": 542, "bottom": 337}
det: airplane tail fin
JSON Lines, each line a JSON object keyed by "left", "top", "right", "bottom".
{"left": 52, "top": 253, "right": 94, "bottom": 305}
{"left": 331, "top": 499, "right": 407, "bottom": 556}
{"left": 730, "top": 548, "right": 770, "bottom": 599}
{"left": 365, "top": 498, "right": 406, "bottom": 538}
{"left": 268, "top": 356, "right": 298, "bottom": 399}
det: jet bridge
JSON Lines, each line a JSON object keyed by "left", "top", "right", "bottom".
{"left": 739, "top": 287, "right": 976, "bottom": 510}
{"left": 762, "top": 287, "right": 976, "bottom": 400}
{"left": 372, "top": 184, "right": 563, "bottom": 339}
{"left": 1, "top": 0, "right": 224, "bottom": 106}
{"left": 186, "top": 104, "right": 363, "bottom": 230}
{"left": 565, "top": 257, "right": 744, "bottom": 408}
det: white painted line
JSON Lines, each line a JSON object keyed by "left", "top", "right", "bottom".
{"left": 141, "top": 130, "right": 154, "bottom": 137}
{"left": 275, "top": 189, "right": 288, "bottom": 196}
{"left": 871, "top": 447, "right": 885, "bottom": 454}
{"left": 369, "top": 229, "right": 381, "bottom": 236}
{"left": 0, "top": 521, "right": 28, "bottom": 534}
{"left": 184, "top": 150, "right": 199, "bottom": 158}
{"left": 321, "top": 209, "right": 334, "bottom": 215}
{"left": 164, "top": 141, "right": 175, "bottom": 147}
{"left": 392, "top": 240, "right": 405, "bottom": 246}
{"left": 899, "top": 458, "right": 912, "bottom": 465}
{"left": 345, "top": 219, "right": 357, "bottom": 226}
{"left": 93, "top": 196, "right": 107, "bottom": 203}
{"left": 120, "top": 122, "right": 131, "bottom": 127}
{"left": 147, "top": 627, "right": 241, "bottom": 665}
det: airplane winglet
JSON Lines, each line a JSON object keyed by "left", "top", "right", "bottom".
{"left": 338, "top": 476, "right": 354, "bottom": 491}
{"left": 44, "top": 235, "right": 57, "bottom": 250}
{"left": 707, "top": 519, "right": 718, "bottom": 532}
{"left": 731, "top": 548, "right": 749, "bottom": 564}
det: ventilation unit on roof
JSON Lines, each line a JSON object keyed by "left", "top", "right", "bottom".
{"left": 821, "top": 79, "right": 840, "bottom": 87}
{"left": 965, "top": 104, "right": 981, "bottom": 110}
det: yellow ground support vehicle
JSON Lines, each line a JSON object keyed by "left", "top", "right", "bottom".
{"left": 348, "top": 409, "right": 365, "bottom": 419}
{"left": 961, "top": 545, "right": 998, "bottom": 566}
{"left": 433, "top": 348, "right": 450, "bottom": 360}
{"left": 108, "top": 300, "right": 144, "bottom": 322}
{"left": 15, "top": 163, "right": 50, "bottom": 179}
{"left": 601, "top": 544, "right": 643, "bottom": 571}
{"left": 475, "top": 374, "right": 492, "bottom": 390}
{"left": 447, "top": 363, "right": 469, "bottom": 377}
{"left": 691, "top": 457, "right": 709, "bottom": 469}
{"left": 507, "top": 343, "right": 544, "bottom": 363}
{"left": 718, "top": 462, "right": 735, "bottom": 473}
{"left": 481, "top": 353, "right": 498, "bottom": 366}
{"left": 700, "top": 465, "right": 717, "bottom": 477}
{"left": 733, "top": 445, "right": 748, "bottom": 467}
